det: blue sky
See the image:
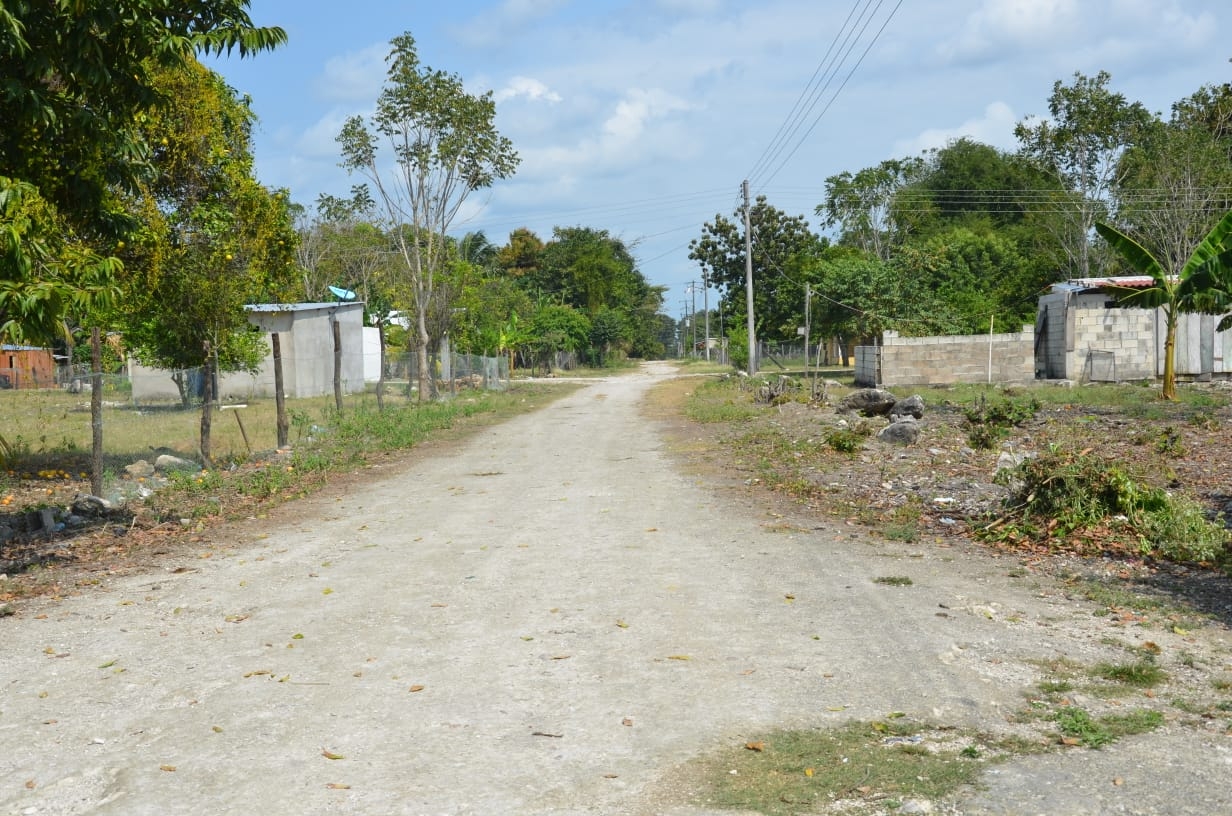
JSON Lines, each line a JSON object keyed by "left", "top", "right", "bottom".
{"left": 206, "top": 0, "right": 1231, "bottom": 311}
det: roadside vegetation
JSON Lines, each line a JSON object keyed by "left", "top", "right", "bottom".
{"left": 661, "top": 371, "right": 1232, "bottom": 814}
{"left": 677, "top": 372, "right": 1232, "bottom": 575}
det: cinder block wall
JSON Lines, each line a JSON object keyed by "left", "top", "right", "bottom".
{"left": 857, "top": 328, "right": 1035, "bottom": 387}
{"left": 1067, "top": 300, "right": 1155, "bottom": 381}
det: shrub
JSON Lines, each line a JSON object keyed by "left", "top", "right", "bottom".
{"left": 963, "top": 393, "right": 1038, "bottom": 449}
{"left": 991, "top": 449, "right": 1229, "bottom": 564}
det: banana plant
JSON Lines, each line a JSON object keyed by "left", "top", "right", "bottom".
{"left": 1095, "top": 209, "right": 1232, "bottom": 400}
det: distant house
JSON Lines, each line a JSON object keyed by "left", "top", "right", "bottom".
{"left": 1035, "top": 277, "right": 1232, "bottom": 382}
{"left": 0, "top": 344, "right": 55, "bottom": 389}
{"left": 129, "top": 302, "right": 367, "bottom": 402}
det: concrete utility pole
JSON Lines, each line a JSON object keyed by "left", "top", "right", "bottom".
{"left": 742, "top": 180, "right": 757, "bottom": 375}
{"left": 702, "top": 271, "right": 711, "bottom": 362}
{"left": 689, "top": 281, "right": 697, "bottom": 356}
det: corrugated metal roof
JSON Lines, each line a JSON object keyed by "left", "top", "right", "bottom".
{"left": 1051, "top": 276, "right": 1160, "bottom": 293}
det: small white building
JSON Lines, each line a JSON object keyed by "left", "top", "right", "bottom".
{"left": 129, "top": 302, "right": 367, "bottom": 402}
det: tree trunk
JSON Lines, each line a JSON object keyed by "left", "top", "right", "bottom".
{"left": 1162, "top": 307, "right": 1178, "bottom": 401}
{"left": 90, "top": 327, "right": 103, "bottom": 497}
{"left": 199, "top": 341, "right": 214, "bottom": 467}
{"left": 415, "top": 308, "right": 431, "bottom": 402}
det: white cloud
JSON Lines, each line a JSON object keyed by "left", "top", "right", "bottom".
{"left": 455, "top": 0, "right": 572, "bottom": 47}
{"left": 495, "top": 76, "right": 563, "bottom": 104}
{"left": 602, "top": 88, "right": 693, "bottom": 147}
{"left": 894, "top": 101, "right": 1020, "bottom": 155}
{"left": 315, "top": 42, "right": 387, "bottom": 104}
{"left": 939, "top": 0, "right": 1080, "bottom": 62}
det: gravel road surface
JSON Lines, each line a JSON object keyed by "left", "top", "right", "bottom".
{"left": 2, "top": 362, "right": 1230, "bottom": 815}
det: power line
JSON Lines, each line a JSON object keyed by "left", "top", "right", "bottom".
{"left": 748, "top": 0, "right": 904, "bottom": 190}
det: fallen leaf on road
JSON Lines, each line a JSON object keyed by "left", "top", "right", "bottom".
{"left": 1113, "top": 777, "right": 1124, "bottom": 786}
{"left": 667, "top": 655, "right": 690, "bottom": 661}
{"left": 326, "top": 783, "right": 351, "bottom": 790}
{"left": 24, "top": 781, "right": 35, "bottom": 790}
{"left": 804, "top": 768, "right": 814, "bottom": 777}
{"left": 409, "top": 685, "right": 425, "bottom": 693}
{"left": 322, "top": 750, "right": 345, "bottom": 760}
{"left": 745, "top": 741, "right": 765, "bottom": 752}
{"left": 160, "top": 765, "right": 176, "bottom": 772}
{"left": 622, "top": 718, "right": 634, "bottom": 727}
{"left": 551, "top": 654, "right": 571, "bottom": 660}
{"left": 532, "top": 731, "right": 563, "bottom": 738}
{"left": 615, "top": 620, "right": 629, "bottom": 629}
{"left": 243, "top": 669, "right": 271, "bottom": 678}
{"left": 603, "top": 774, "right": 618, "bottom": 779}
{"left": 212, "top": 726, "right": 223, "bottom": 733}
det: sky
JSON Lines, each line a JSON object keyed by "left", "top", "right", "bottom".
{"left": 205, "top": 0, "right": 1231, "bottom": 315}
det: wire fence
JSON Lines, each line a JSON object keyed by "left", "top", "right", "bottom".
{"left": 0, "top": 351, "right": 513, "bottom": 477}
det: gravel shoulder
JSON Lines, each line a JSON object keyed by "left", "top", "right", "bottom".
{"left": 2, "top": 362, "right": 1230, "bottom": 815}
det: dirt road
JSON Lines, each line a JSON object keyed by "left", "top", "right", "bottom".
{"left": 3, "top": 363, "right": 1230, "bottom": 815}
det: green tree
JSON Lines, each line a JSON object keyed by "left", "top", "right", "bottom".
{"left": 893, "top": 227, "right": 1040, "bottom": 334}
{"left": 527, "top": 304, "right": 590, "bottom": 374}
{"left": 0, "top": 1, "right": 284, "bottom": 326}
{"left": 689, "top": 197, "right": 825, "bottom": 345}
{"left": 896, "top": 138, "right": 1062, "bottom": 235}
{"left": 808, "top": 253, "right": 949, "bottom": 351}
{"left": 1095, "top": 209, "right": 1232, "bottom": 400}
{"left": 817, "top": 157, "right": 923, "bottom": 260}
{"left": 1015, "top": 71, "right": 1153, "bottom": 278}
{"left": 0, "top": 178, "right": 120, "bottom": 345}
{"left": 1116, "top": 100, "right": 1232, "bottom": 279}
{"left": 123, "top": 59, "right": 297, "bottom": 460}
{"left": 337, "top": 32, "right": 519, "bottom": 401}
{"left": 496, "top": 227, "right": 545, "bottom": 280}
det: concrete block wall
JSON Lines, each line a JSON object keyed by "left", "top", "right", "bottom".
{"left": 1067, "top": 302, "right": 1155, "bottom": 381}
{"left": 855, "top": 328, "right": 1035, "bottom": 386}
{"left": 854, "top": 346, "right": 880, "bottom": 386}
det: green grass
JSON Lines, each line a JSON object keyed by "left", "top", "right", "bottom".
{"left": 691, "top": 721, "right": 996, "bottom": 816}
{"left": 1054, "top": 707, "right": 1163, "bottom": 749}
{"left": 873, "top": 575, "right": 914, "bottom": 586}
{"left": 1090, "top": 659, "right": 1168, "bottom": 688}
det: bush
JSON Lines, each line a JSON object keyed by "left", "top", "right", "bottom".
{"left": 991, "top": 449, "right": 1229, "bottom": 564}
{"left": 963, "top": 393, "right": 1039, "bottom": 449}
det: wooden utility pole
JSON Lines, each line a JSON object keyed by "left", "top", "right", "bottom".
{"left": 742, "top": 180, "right": 757, "bottom": 375}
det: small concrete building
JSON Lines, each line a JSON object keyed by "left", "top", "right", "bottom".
{"left": 1035, "top": 277, "right": 1232, "bottom": 382}
{"left": 130, "top": 302, "right": 366, "bottom": 402}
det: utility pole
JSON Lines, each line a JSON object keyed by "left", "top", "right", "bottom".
{"left": 689, "top": 281, "right": 697, "bottom": 357}
{"left": 804, "top": 282, "right": 811, "bottom": 381}
{"left": 702, "top": 271, "right": 711, "bottom": 362}
{"left": 742, "top": 179, "right": 757, "bottom": 375}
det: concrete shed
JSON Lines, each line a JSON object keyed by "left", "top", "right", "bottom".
{"left": 1035, "top": 278, "right": 1232, "bottom": 382}
{"left": 129, "top": 302, "right": 366, "bottom": 402}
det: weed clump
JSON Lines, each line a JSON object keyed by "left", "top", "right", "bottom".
{"left": 986, "top": 449, "right": 1229, "bottom": 565}
{"left": 963, "top": 393, "right": 1039, "bottom": 449}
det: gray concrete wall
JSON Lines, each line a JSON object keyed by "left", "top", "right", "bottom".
{"left": 854, "top": 328, "right": 1035, "bottom": 387}
{"left": 130, "top": 302, "right": 366, "bottom": 402}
